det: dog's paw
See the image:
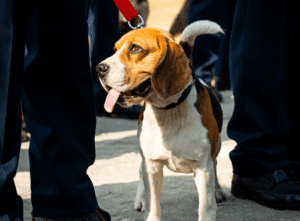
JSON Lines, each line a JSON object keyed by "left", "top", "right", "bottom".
{"left": 215, "top": 187, "right": 227, "bottom": 202}
{"left": 135, "top": 179, "right": 146, "bottom": 212}
{"left": 134, "top": 195, "right": 145, "bottom": 212}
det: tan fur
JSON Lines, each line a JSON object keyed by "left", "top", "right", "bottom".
{"left": 115, "top": 29, "right": 169, "bottom": 91}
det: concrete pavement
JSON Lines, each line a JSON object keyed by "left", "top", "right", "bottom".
{"left": 15, "top": 90, "right": 300, "bottom": 220}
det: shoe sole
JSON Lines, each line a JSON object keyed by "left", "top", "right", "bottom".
{"left": 231, "top": 181, "right": 300, "bottom": 210}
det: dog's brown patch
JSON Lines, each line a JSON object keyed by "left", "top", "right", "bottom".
{"left": 194, "top": 86, "right": 220, "bottom": 158}
{"left": 151, "top": 37, "right": 191, "bottom": 99}
{"left": 138, "top": 103, "right": 146, "bottom": 125}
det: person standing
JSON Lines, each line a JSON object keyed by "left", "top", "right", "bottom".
{"left": 1, "top": 0, "right": 110, "bottom": 219}
{"left": 228, "top": 0, "right": 300, "bottom": 209}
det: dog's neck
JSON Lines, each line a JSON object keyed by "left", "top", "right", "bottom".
{"left": 145, "top": 62, "right": 199, "bottom": 110}
{"left": 143, "top": 77, "right": 197, "bottom": 127}
{"left": 145, "top": 77, "right": 195, "bottom": 109}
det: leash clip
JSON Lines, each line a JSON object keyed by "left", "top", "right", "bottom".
{"left": 128, "top": 14, "right": 144, "bottom": 29}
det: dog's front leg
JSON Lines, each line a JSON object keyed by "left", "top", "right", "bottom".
{"left": 142, "top": 158, "right": 164, "bottom": 221}
{"left": 135, "top": 163, "right": 146, "bottom": 212}
{"left": 193, "top": 157, "right": 217, "bottom": 221}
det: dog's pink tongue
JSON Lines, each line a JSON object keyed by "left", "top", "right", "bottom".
{"left": 104, "top": 89, "right": 121, "bottom": 113}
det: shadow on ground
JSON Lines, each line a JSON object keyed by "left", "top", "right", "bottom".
{"left": 94, "top": 176, "right": 300, "bottom": 221}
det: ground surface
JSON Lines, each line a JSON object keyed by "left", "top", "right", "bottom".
{"left": 16, "top": 0, "right": 300, "bottom": 220}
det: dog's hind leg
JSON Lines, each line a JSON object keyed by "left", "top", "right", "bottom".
{"left": 193, "top": 157, "right": 217, "bottom": 221}
{"left": 213, "top": 136, "right": 227, "bottom": 202}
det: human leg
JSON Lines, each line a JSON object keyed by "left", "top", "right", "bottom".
{"left": 88, "top": 0, "right": 119, "bottom": 110}
{"left": 0, "top": 0, "right": 30, "bottom": 219}
{"left": 228, "top": 0, "right": 300, "bottom": 177}
{"left": 228, "top": 0, "right": 300, "bottom": 209}
{"left": 21, "top": 0, "right": 101, "bottom": 217}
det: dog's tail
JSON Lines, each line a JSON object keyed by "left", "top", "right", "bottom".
{"left": 179, "top": 20, "right": 224, "bottom": 64}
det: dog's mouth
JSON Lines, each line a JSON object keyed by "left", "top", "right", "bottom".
{"left": 104, "top": 78, "right": 151, "bottom": 113}
{"left": 124, "top": 78, "right": 152, "bottom": 97}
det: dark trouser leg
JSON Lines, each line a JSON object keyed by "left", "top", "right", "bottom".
{"left": 284, "top": 13, "right": 300, "bottom": 179}
{"left": 88, "top": 0, "right": 120, "bottom": 108}
{"left": 213, "top": 0, "right": 236, "bottom": 90}
{"left": 22, "top": 0, "right": 99, "bottom": 217}
{"left": 0, "top": 0, "right": 30, "bottom": 219}
{"left": 187, "top": 0, "right": 226, "bottom": 82}
{"left": 228, "top": 0, "right": 300, "bottom": 177}
{"left": 88, "top": 0, "right": 141, "bottom": 118}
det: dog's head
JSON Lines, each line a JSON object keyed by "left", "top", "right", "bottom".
{"left": 96, "top": 28, "right": 191, "bottom": 111}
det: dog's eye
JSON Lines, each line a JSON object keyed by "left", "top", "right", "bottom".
{"left": 129, "top": 44, "right": 143, "bottom": 53}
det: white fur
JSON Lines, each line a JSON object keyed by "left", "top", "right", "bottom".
{"left": 180, "top": 20, "right": 224, "bottom": 47}
{"left": 135, "top": 81, "right": 225, "bottom": 221}
{"left": 99, "top": 44, "right": 131, "bottom": 92}
{"left": 140, "top": 85, "right": 210, "bottom": 161}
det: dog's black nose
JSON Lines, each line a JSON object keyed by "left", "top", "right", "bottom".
{"left": 96, "top": 63, "right": 110, "bottom": 78}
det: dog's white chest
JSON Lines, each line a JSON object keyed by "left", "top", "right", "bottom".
{"left": 139, "top": 100, "right": 211, "bottom": 162}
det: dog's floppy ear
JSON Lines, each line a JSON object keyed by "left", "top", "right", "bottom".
{"left": 151, "top": 37, "right": 191, "bottom": 100}
{"left": 152, "top": 32, "right": 168, "bottom": 68}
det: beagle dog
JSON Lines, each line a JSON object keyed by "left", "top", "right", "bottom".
{"left": 96, "top": 20, "right": 226, "bottom": 221}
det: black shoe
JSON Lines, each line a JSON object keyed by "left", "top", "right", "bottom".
{"left": 32, "top": 207, "right": 110, "bottom": 221}
{"left": 288, "top": 161, "right": 300, "bottom": 184}
{"left": 231, "top": 169, "right": 300, "bottom": 210}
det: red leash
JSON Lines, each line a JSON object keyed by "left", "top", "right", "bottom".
{"left": 113, "top": 0, "right": 138, "bottom": 22}
{"left": 113, "top": 0, "right": 144, "bottom": 29}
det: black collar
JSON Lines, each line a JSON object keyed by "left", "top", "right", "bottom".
{"left": 157, "top": 63, "right": 197, "bottom": 110}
